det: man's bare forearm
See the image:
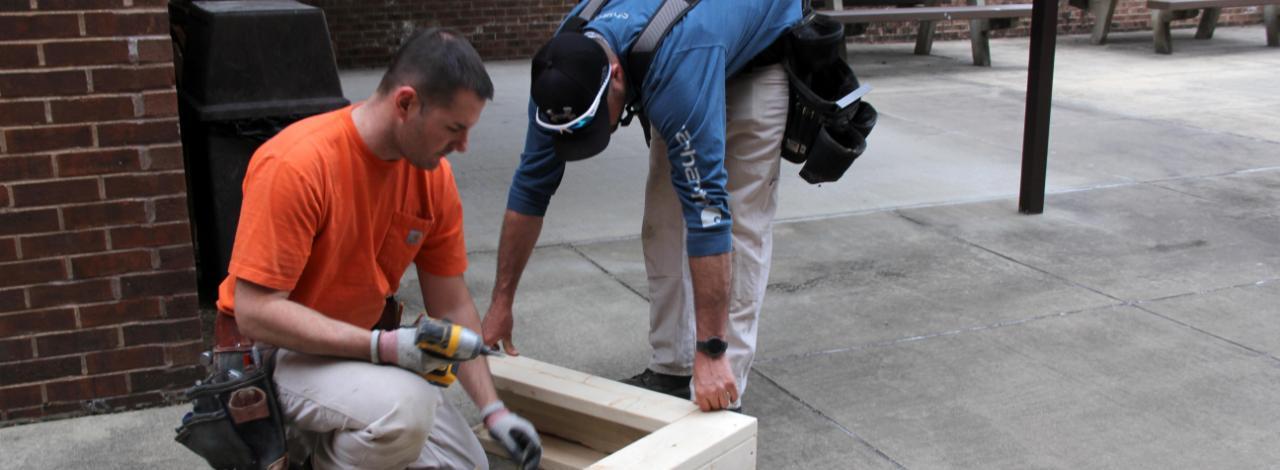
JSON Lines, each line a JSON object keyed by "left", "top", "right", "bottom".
{"left": 689, "top": 252, "right": 731, "bottom": 340}
{"left": 234, "top": 279, "right": 372, "bottom": 360}
{"left": 490, "top": 209, "right": 544, "bottom": 307}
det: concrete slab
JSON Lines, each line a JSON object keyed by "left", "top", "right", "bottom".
{"left": 575, "top": 211, "right": 1119, "bottom": 360}
{"left": 755, "top": 305, "right": 1280, "bottom": 469}
{"left": 898, "top": 177, "right": 1280, "bottom": 302}
{"left": 0, "top": 405, "right": 202, "bottom": 469}
{"left": 748, "top": 370, "right": 902, "bottom": 470}
{"left": 1142, "top": 280, "right": 1280, "bottom": 358}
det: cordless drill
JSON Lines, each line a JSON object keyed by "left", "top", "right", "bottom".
{"left": 414, "top": 317, "right": 499, "bottom": 387}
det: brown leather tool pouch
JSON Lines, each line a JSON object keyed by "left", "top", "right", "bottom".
{"left": 175, "top": 346, "right": 288, "bottom": 470}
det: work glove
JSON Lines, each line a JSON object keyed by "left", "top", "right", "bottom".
{"left": 482, "top": 401, "right": 542, "bottom": 470}
{"left": 372, "top": 326, "right": 450, "bottom": 374}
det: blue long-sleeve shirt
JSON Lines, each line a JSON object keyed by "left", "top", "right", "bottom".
{"left": 507, "top": 0, "right": 802, "bottom": 257}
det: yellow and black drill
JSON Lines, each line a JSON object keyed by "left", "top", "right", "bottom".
{"left": 414, "top": 317, "right": 500, "bottom": 387}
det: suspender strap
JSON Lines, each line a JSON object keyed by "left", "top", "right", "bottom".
{"left": 626, "top": 0, "right": 700, "bottom": 96}
{"left": 562, "top": 0, "right": 611, "bottom": 33}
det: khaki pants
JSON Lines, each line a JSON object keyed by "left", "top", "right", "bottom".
{"left": 273, "top": 349, "right": 488, "bottom": 470}
{"left": 642, "top": 63, "right": 789, "bottom": 408}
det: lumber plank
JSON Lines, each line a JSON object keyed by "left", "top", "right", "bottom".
{"left": 486, "top": 355, "right": 697, "bottom": 432}
{"left": 500, "top": 392, "right": 649, "bottom": 454}
{"left": 586, "top": 411, "right": 757, "bottom": 470}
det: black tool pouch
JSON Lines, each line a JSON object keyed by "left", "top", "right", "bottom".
{"left": 780, "top": 13, "right": 878, "bottom": 184}
{"left": 175, "top": 350, "right": 288, "bottom": 470}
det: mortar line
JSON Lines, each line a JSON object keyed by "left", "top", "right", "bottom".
{"left": 753, "top": 369, "right": 909, "bottom": 470}
{"left": 566, "top": 244, "right": 650, "bottom": 302}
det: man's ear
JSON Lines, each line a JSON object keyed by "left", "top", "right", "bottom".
{"left": 609, "top": 63, "right": 626, "bottom": 93}
{"left": 392, "top": 86, "right": 417, "bottom": 118}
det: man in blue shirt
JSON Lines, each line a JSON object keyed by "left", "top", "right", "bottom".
{"left": 483, "top": 0, "right": 803, "bottom": 412}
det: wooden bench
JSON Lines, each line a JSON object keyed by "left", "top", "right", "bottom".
{"left": 820, "top": 0, "right": 1034, "bottom": 66}
{"left": 1148, "top": 0, "right": 1279, "bottom": 53}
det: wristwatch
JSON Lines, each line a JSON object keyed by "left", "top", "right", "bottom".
{"left": 696, "top": 336, "right": 728, "bottom": 359}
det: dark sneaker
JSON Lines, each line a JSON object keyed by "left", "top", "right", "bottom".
{"left": 620, "top": 369, "right": 691, "bottom": 399}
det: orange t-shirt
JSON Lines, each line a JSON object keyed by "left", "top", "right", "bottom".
{"left": 215, "top": 105, "right": 468, "bottom": 329}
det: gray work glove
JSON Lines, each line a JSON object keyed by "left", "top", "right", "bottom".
{"left": 482, "top": 401, "right": 542, "bottom": 470}
{"left": 372, "top": 327, "right": 450, "bottom": 374}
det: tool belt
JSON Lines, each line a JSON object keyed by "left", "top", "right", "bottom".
{"left": 780, "top": 12, "right": 878, "bottom": 184}
{"left": 174, "top": 344, "right": 288, "bottom": 470}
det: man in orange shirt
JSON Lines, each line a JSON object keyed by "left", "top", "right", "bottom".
{"left": 215, "top": 29, "right": 541, "bottom": 470}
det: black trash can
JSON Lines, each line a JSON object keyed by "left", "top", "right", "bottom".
{"left": 170, "top": 0, "right": 349, "bottom": 306}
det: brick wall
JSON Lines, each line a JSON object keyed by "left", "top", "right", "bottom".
{"left": 301, "top": 0, "right": 578, "bottom": 68}
{"left": 0, "top": 0, "right": 203, "bottom": 424}
{"left": 302, "top": 0, "right": 1265, "bottom": 67}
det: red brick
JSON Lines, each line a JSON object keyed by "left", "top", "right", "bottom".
{"left": 0, "top": 338, "right": 35, "bottom": 362}
{"left": 0, "top": 385, "right": 43, "bottom": 410}
{"left": 97, "top": 120, "right": 179, "bottom": 146}
{"left": 28, "top": 279, "right": 114, "bottom": 309}
{"left": 0, "top": 289, "right": 25, "bottom": 313}
{"left": 0, "top": 238, "right": 15, "bottom": 263}
{"left": 164, "top": 341, "right": 203, "bottom": 366}
{"left": 128, "top": 364, "right": 203, "bottom": 392}
{"left": 36, "top": 327, "right": 120, "bottom": 357}
{"left": 0, "top": 356, "right": 81, "bottom": 386}
{"left": 19, "top": 230, "right": 107, "bottom": 259}
{"left": 0, "top": 307, "right": 76, "bottom": 338}
{"left": 79, "top": 298, "right": 163, "bottom": 328}
{"left": 10, "top": 178, "right": 100, "bottom": 207}
{"left": 0, "top": 101, "right": 46, "bottom": 126}
{"left": 104, "top": 172, "right": 186, "bottom": 199}
{"left": 122, "top": 317, "right": 200, "bottom": 346}
{"left": 0, "top": 208, "right": 59, "bottom": 236}
{"left": 0, "top": 44, "right": 40, "bottom": 68}
{"left": 157, "top": 245, "right": 195, "bottom": 270}
{"left": 144, "top": 145, "right": 184, "bottom": 170}
{"left": 153, "top": 195, "right": 189, "bottom": 222}
{"left": 140, "top": 91, "right": 177, "bottom": 117}
{"left": 135, "top": 38, "right": 173, "bottom": 64}
{"left": 44, "top": 40, "right": 132, "bottom": 67}
{"left": 62, "top": 200, "right": 147, "bottom": 229}
{"left": 120, "top": 269, "right": 195, "bottom": 298}
{"left": 55, "top": 148, "right": 141, "bottom": 177}
{"left": 34, "top": 0, "right": 125, "bottom": 10}
{"left": 0, "top": 156, "right": 54, "bottom": 183}
{"left": 3, "top": 125, "right": 93, "bottom": 154}
{"left": 71, "top": 250, "right": 152, "bottom": 279}
{"left": 0, "top": 259, "right": 68, "bottom": 289}
{"left": 109, "top": 222, "right": 189, "bottom": 249}
{"left": 101, "top": 390, "right": 166, "bottom": 411}
{"left": 90, "top": 66, "right": 173, "bottom": 93}
{"left": 84, "top": 12, "right": 169, "bottom": 36}
{"left": 0, "top": 14, "right": 80, "bottom": 40}
{"left": 162, "top": 294, "right": 197, "bottom": 319}
{"left": 84, "top": 346, "right": 164, "bottom": 374}
{"left": 45, "top": 374, "right": 129, "bottom": 402}
{"left": 50, "top": 96, "right": 137, "bottom": 123}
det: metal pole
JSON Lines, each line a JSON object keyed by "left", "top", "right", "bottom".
{"left": 1019, "top": 0, "right": 1059, "bottom": 214}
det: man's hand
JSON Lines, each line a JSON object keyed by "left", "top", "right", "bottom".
{"left": 482, "top": 303, "right": 520, "bottom": 356}
{"left": 692, "top": 353, "right": 737, "bottom": 411}
{"left": 373, "top": 327, "right": 450, "bottom": 373}
{"left": 483, "top": 402, "right": 542, "bottom": 470}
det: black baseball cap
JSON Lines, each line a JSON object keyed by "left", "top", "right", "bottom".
{"left": 530, "top": 32, "right": 612, "bottom": 162}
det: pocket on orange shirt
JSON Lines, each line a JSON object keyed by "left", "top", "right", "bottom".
{"left": 377, "top": 211, "right": 433, "bottom": 289}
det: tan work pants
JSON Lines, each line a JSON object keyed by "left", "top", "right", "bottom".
{"left": 642, "top": 63, "right": 789, "bottom": 409}
{"left": 273, "top": 349, "right": 488, "bottom": 470}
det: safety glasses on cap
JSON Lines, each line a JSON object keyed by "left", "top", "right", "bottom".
{"left": 535, "top": 66, "right": 610, "bottom": 135}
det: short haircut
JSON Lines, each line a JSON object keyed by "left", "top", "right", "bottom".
{"left": 376, "top": 28, "right": 494, "bottom": 108}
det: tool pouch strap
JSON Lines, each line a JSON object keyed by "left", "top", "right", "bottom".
{"left": 780, "top": 13, "right": 878, "bottom": 184}
{"left": 175, "top": 348, "right": 288, "bottom": 470}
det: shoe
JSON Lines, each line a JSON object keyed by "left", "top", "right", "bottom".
{"left": 620, "top": 369, "right": 691, "bottom": 399}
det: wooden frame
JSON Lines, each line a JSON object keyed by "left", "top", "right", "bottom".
{"left": 473, "top": 355, "right": 758, "bottom": 469}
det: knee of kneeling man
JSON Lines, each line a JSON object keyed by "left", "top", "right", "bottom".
{"left": 373, "top": 391, "right": 438, "bottom": 446}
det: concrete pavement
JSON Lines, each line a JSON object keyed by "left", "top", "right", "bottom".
{"left": 3, "top": 25, "right": 1279, "bottom": 469}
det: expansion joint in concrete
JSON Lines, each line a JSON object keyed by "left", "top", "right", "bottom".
{"left": 753, "top": 369, "right": 909, "bottom": 470}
